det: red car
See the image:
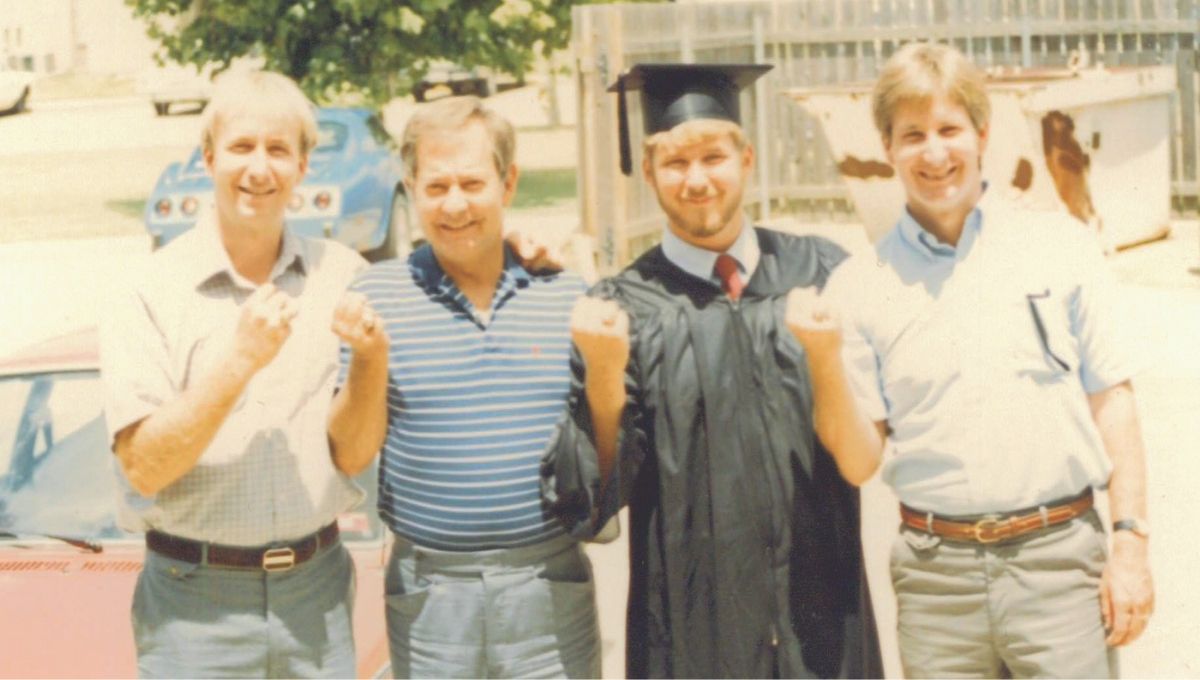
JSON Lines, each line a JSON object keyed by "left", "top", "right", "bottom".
{"left": 0, "top": 329, "right": 391, "bottom": 678}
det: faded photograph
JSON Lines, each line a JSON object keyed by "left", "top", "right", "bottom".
{"left": 1, "top": 1, "right": 1197, "bottom": 678}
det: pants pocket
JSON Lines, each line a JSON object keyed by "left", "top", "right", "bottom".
{"left": 384, "top": 545, "right": 434, "bottom": 618}
{"left": 890, "top": 527, "right": 942, "bottom": 582}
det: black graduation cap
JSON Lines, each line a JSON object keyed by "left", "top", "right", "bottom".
{"left": 609, "top": 63, "right": 773, "bottom": 175}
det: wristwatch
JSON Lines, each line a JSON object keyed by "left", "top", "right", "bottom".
{"left": 1112, "top": 518, "right": 1150, "bottom": 538}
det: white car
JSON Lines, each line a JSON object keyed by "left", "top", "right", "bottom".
{"left": 136, "top": 65, "right": 212, "bottom": 116}
{"left": 0, "top": 69, "right": 34, "bottom": 115}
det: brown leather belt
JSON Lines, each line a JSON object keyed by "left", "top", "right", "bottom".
{"left": 900, "top": 489, "right": 1094, "bottom": 544}
{"left": 145, "top": 522, "right": 340, "bottom": 572}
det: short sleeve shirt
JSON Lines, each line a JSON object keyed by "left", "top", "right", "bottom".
{"left": 100, "top": 217, "right": 368, "bottom": 545}
{"left": 844, "top": 191, "right": 1138, "bottom": 514}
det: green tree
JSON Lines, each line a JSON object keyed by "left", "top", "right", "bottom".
{"left": 127, "top": 0, "right": 606, "bottom": 105}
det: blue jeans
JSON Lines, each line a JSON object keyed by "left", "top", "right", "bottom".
{"left": 133, "top": 539, "right": 356, "bottom": 678}
{"left": 385, "top": 532, "right": 600, "bottom": 678}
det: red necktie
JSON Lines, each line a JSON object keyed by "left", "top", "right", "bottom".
{"left": 713, "top": 253, "right": 744, "bottom": 301}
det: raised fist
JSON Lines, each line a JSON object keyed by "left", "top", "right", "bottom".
{"left": 331, "top": 291, "right": 388, "bottom": 359}
{"left": 570, "top": 296, "right": 630, "bottom": 378}
{"left": 785, "top": 286, "right": 841, "bottom": 358}
{"left": 234, "top": 283, "right": 298, "bottom": 372}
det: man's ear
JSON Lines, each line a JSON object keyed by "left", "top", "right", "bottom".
{"left": 502, "top": 163, "right": 520, "bottom": 207}
{"left": 641, "top": 153, "right": 654, "bottom": 186}
{"left": 203, "top": 147, "right": 215, "bottom": 175}
{"left": 741, "top": 143, "right": 755, "bottom": 173}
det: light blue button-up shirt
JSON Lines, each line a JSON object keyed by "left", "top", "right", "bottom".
{"left": 845, "top": 190, "right": 1137, "bottom": 515}
{"left": 660, "top": 221, "right": 761, "bottom": 287}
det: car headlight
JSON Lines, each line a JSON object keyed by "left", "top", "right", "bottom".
{"left": 314, "top": 191, "right": 332, "bottom": 211}
{"left": 288, "top": 193, "right": 304, "bottom": 212}
{"left": 154, "top": 198, "right": 172, "bottom": 218}
{"left": 180, "top": 196, "right": 199, "bottom": 216}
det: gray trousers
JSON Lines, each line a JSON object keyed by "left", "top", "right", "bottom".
{"left": 385, "top": 532, "right": 601, "bottom": 679}
{"left": 133, "top": 540, "right": 356, "bottom": 679}
{"left": 890, "top": 509, "right": 1116, "bottom": 678}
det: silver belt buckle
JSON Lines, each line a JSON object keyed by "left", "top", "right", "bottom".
{"left": 262, "top": 547, "right": 296, "bottom": 572}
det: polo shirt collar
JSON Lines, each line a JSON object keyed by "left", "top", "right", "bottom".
{"left": 411, "top": 243, "right": 531, "bottom": 303}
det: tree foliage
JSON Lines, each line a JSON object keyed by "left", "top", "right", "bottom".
{"left": 126, "top": 0, "right": 605, "bottom": 104}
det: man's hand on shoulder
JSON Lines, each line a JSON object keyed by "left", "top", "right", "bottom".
{"left": 332, "top": 291, "right": 389, "bottom": 362}
{"left": 506, "top": 228, "right": 565, "bottom": 273}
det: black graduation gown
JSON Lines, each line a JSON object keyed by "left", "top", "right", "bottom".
{"left": 541, "top": 227, "right": 882, "bottom": 679}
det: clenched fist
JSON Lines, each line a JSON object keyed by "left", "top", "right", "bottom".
{"left": 570, "top": 296, "right": 630, "bottom": 378}
{"left": 785, "top": 286, "right": 841, "bottom": 359}
{"left": 332, "top": 291, "right": 388, "bottom": 359}
{"left": 234, "top": 284, "right": 298, "bottom": 372}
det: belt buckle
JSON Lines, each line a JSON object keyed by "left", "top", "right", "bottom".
{"left": 972, "top": 517, "right": 1006, "bottom": 544}
{"left": 262, "top": 547, "right": 296, "bottom": 572}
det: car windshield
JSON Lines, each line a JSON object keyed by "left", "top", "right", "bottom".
{"left": 315, "top": 121, "right": 348, "bottom": 153}
{"left": 0, "top": 370, "right": 134, "bottom": 541}
{"left": 0, "top": 369, "right": 385, "bottom": 544}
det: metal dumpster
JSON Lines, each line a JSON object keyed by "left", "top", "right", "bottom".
{"left": 787, "top": 65, "right": 1176, "bottom": 250}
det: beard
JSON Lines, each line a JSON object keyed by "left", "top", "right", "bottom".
{"left": 657, "top": 184, "right": 746, "bottom": 241}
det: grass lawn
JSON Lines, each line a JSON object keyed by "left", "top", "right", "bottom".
{"left": 105, "top": 198, "right": 146, "bottom": 219}
{"left": 511, "top": 168, "right": 576, "bottom": 209}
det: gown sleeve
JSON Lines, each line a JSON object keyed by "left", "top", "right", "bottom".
{"left": 540, "top": 279, "right": 652, "bottom": 540}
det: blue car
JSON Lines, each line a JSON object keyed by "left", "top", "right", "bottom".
{"left": 144, "top": 107, "right": 417, "bottom": 261}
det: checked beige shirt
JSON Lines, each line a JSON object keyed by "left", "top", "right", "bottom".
{"left": 101, "top": 216, "right": 367, "bottom": 546}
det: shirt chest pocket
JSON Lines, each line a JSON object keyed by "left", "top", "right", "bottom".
{"left": 1004, "top": 287, "right": 1077, "bottom": 381}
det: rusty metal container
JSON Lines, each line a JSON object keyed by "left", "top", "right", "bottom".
{"left": 787, "top": 65, "right": 1176, "bottom": 250}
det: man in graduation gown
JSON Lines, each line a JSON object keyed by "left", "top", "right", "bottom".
{"left": 540, "top": 63, "right": 885, "bottom": 678}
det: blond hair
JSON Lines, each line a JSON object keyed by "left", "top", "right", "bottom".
{"left": 642, "top": 118, "right": 747, "bottom": 166}
{"left": 872, "top": 42, "right": 990, "bottom": 138}
{"left": 200, "top": 69, "right": 319, "bottom": 156}
{"left": 400, "top": 95, "right": 516, "bottom": 180}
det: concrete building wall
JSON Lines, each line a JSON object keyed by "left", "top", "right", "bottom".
{"left": 1, "top": 0, "right": 156, "bottom": 76}
{"left": 2, "top": 0, "right": 72, "bottom": 74}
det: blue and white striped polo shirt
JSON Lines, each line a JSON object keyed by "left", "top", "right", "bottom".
{"left": 341, "top": 244, "right": 584, "bottom": 551}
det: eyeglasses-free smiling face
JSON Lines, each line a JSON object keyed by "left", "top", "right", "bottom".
{"left": 409, "top": 120, "right": 517, "bottom": 274}
{"left": 205, "top": 108, "right": 308, "bottom": 234}
{"left": 643, "top": 123, "right": 753, "bottom": 252}
{"left": 885, "top": 92, "right": 988, "bottom": 240}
